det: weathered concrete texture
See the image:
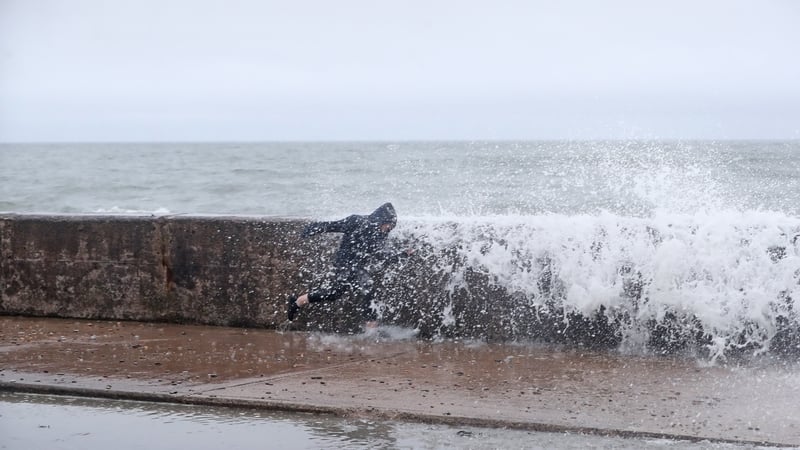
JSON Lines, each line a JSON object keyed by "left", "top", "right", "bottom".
{"left": 1, "top": 215, "right": 311, "bottom": 329}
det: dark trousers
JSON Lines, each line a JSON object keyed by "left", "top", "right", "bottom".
{"left": 307, "top": 269, "right": 378, "bottom": 321}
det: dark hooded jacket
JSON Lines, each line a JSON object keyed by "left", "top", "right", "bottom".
{"left": 302, "top": 203, "right": 398, "bottom": 274}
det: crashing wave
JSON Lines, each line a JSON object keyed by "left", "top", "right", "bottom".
{"left": 375, "top": 210, "right": 800, "bottom": 361}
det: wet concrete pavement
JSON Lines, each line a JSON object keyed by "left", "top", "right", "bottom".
{"left": 1, "top": 316, "right": 799, "bottom": 447}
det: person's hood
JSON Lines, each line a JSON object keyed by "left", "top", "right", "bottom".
{"left": 369, "top": 202, "right": 397, "bottom": 226}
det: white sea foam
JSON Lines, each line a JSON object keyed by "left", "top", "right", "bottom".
{"left": 396, "top": 209, "right": 800, "bottom": 357}
{"left": 306, "top": 326, "right": 419, "bottom": 354}
{"left": 92, "top": 206, "right": 172, "bottom": 215}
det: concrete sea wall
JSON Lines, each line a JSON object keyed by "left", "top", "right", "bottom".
{"left": 0, "top": 214, "right": 469, "bottom": 336}
{"left": 2, "top": 214, "right": 798, "bottom": 356}
{"left": 0, "top": 215, "right": 305, "bottom": 328}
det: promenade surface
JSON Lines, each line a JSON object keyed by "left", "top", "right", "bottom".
{"left": 1, "top": 316, "right": 798, "bottom": 447}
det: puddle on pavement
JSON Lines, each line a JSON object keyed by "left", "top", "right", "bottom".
{"left": 0, "top": 392, "right": 769, "bottom": 449}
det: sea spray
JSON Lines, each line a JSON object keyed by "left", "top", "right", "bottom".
{"left": 388, "top": 210, "right": 800, "bottom": 359}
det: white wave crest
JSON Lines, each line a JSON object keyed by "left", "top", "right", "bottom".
{"left": 395, "top": 209, "right": 800, "bottom": 358}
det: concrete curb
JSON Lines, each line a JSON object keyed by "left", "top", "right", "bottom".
{"left": 0, "top": 381, "right": 789, "bottom": 448}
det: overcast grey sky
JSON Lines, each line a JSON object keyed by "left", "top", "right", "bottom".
{"left": 1, "top": 0, "right": 799, "bottom": 141}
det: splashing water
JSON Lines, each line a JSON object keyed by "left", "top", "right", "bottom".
{"left": 393, "top": 212, "right": 799, "bottom": 359}
{"left": 384, "top": 141, "right": 800, "bottom": 359}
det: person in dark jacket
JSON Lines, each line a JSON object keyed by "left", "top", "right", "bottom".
{"left": 287, "top": 202, "right": 410, "bottom": 328}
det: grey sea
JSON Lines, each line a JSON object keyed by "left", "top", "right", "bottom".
{"left": 2, "top": 141, "right": 799, "bottom": 217}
